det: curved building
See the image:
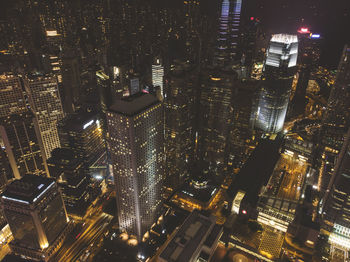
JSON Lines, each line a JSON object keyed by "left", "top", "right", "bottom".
{"left": 251, "top": 34, "right": 298, "bottom": 134}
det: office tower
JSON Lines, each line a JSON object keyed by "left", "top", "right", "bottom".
{"left": 0, "top": 149, "right": 11, "bottom": 191}
{"left": 213, "top": 0, "right": 243, "bottom": 67}
{"left": 164, "top": 60, "right": 197, "bottom": 189}
{"left": 47, "top": 148, "right": 89, "bottom": 217}
{"left": 198, "top": 70, "right": 236, "bottom": 168}
{"left": 324, "top": 128, "right": 350, "bottom": 258}
{"left": 0, "top": 73, "right": 26, "bottom": 117}
{"left": 0, "top": 112, "right": 48, "bottom": 179}
{"left": 58, "top": 112, "right": 105, "bottom": 170}
{"left": 227, "top": 81, "right": 257, "bottom": 168}
{"left": 24, "top": 74, "right": 64, "bottom": 159}
{"left": 321, "top": 45, "right": 350, "bottom": 152}
{"left": 152, "top": 58, "right": 164, "bottom": 97}
{"left": 61, "top": 50, "right": 81, "bottom": 113}
{"left": 197, "top": 0, "right": 243, "bottom": 169}
{"left": 106, "top": 93, "right": 164, "bottom": 242}
{"left": 250, "top": 34, "right": 298, "bottom": 134}
{"left": 0, "top": 174, "right": 71, "bottom": 261}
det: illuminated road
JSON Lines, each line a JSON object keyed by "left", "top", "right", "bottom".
{"left": 51, "top": 212, "right": 112, "bottom": 262}
{"left": 0, "top": 236, "right": 13, "bottom": 260}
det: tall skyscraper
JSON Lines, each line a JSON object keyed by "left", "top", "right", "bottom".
{"left": 58, "top": 112, "right": 105, "bottom": 170}
{"left": 0, "top": 73, "right": 26, "bottom": 117}
{"left": 323, "top": 128, "right": 350, "bottom": 258}
{"left": 164, "top": 60, "right": 197, "bottom": 189}
{"left": 197, "top": 0, "right": 243, "bottom": 169}
{"left": 24, "top": 74, "right": 65, "bottom": 159}
{"left": 152, "top": 58, "right": 164, "bottom": 97}
{"left": 321, "top": 45, "right": 350, "bottom": 152}
{"left": 1, "top": 175, "right": 71, "bottom": 261}
{"left": 0, "top": 112, "right": 48, "bottom": 179}
{"left": 318, "top": 45, "right": 350, "bottom": 195}
{"left": 106, "top": 93, "right": 164, "bottom": 241}
{"left": 250, "top": 34, "right": 298, "bottom": 134}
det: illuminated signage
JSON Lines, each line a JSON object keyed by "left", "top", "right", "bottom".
{"left": 310, "top": 34, "right": 320, "bottom": 39}
{"left": 298, "top": 27, "right": 310, "bottom": 34}
{"left": 46, "top": 30, "right": 59, "bottom": 37}
{"left": 83, "top": 120, "right": 94, "bottom": 129}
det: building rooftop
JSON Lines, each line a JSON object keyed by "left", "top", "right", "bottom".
{"left": 159, "top": 210, "right": 222, "bottom": 262}
{"left": 58, "top": 111, "right": 99, "bottom": 131}
{"left": 109, "top": 93, "right": 159, "bottom": 116}
{"left": 227, "top": 137, "right": 281, "bottom": 206}
{"left": 178, "top": 180, "right": 218, "bottom": 204}
{"left": 2, "top": 174, "right": 55, "bottom": 204}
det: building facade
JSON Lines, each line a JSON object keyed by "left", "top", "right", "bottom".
{"left": 107, "top": 94, "right": 164, "bottom": 241}
{"left": 0, "top": 112, "right": 48, "bottom": 179}
{"left": 24, "top": 74, "right": 65, "bottom": 159}
{"left": 0, "top": 175, "right": 71, "bottom": 261}
{"left": 250, "top": 34, "right": 298, "bottom": 134}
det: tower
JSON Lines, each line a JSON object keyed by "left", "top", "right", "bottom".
{"left": 106, "top": 93, "right": 164, "bottom": 241}
{"left": 24, "top": 74, "right": 65, "bottom": 159}
{"left": 250, "top": 34, "right": 298, "bottom": 134}
{"left": 1, "top": 175, "right": 71, "bottom": 261}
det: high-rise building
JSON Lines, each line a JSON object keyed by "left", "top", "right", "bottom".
{"left": 106, "top": 93, "right": 164, "bottom": 241}
{"left": 321, "top": 45, "right": 350, "bottom": 152}
{"left": 0, "top": 174, "right": 71, "bottom": 261}
{"left": 24, "top": 74, "right": 65, "bottom": 159}
{"left": 318, "top": 45, "right": 350, "bottom": 195}
{"left": 152, "top": 58, "right": 164, "bottom": 97}
{"left": 323, "top": 128, "right": 350, "bottom": 258}
{"left": 0, "top": 112, "right": 48, "bottom": 179}
{"left": 164, "top": 60, "right": 197, "bottom": 189}
{"left": 250, "top": 34, "right": 298, "bottom": 134}
{"left": 0, "top": 149, "right": 12, "bottom": 191}
{"left": 47, "top": 148, "right": 89, "bottom": 217}
{"left": 0, "top": 73, "right": 26, "bottom": 117}
{"left": 58, "top": 112, "right": 105, "bottom": 170}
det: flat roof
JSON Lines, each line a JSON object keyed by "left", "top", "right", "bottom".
{"left": 2, "top": 174, "right": 55, "bottom": 204}
{"left": 178, "top": 182, "right": 218, "bottom": 204}
{"left": 109, "top": 93, "right": 160, "bottom": 116}
{"left": 58, "top": 111, "right": 99, "bottom": 131}
{"left": 227, "top": 138, "right": 281, "bottom": 206}
{"left": 159, "top": 210, "right": 220, "bottom": 262}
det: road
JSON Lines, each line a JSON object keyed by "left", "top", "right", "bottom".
{"left": 51, "top": 212, "right": 112, "bottom": 262}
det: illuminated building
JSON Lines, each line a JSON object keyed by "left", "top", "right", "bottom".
{"left": 0, "top": 148, "right": 11, "bottom": 191}
{"left": 321, "top": 45, "right": 350, "bottom": 152}
{"left": 171, "top": 178, "right": 220, "bottom": 212}
{"left": 152, "top": 58, "right": 164, "bottom": 97}
{"left": 158, "top": 210, "right": 223, "bottom": 262}
{"left": 47, "top": 148, "right": 89, "bottom": 218}
{"left": 198, "top": 71, "right": 235, "bottom": 168}
{"left": 58, "top": 112, "right": 105, "bottom": 170}
{"left": 318, "top": 46, "right": 350, "bottom": 196}
{"left": 323, "top": 128, "right": 350, "bottom": 259}
{"left": 0, "top": 112, "right": 48, "bottom": 179}
{"left": 106, "top": 93, "right": 164, "bottom": 241}
{"left": 0, "top": 73, "right": 26, "bottom": 117}
{"left": 0, "top": 175, "right": 71, "bottom": 261}
{"left": 164, "top": 60, "right": 197, "bottom": 189}
{"left": 250, "top": 34, "right": 298, "bottom": 134}
{"left": 24, "top": 74, "right": 64, "bottom": 159}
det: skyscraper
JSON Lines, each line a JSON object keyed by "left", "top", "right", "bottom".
{"left": 198, "top": 0, "right": 243, "bottom": 169}
{"left": 58, "top": 112, "right": 105, "bottom": 170}
{"left": 1, "top": 174, "right": 71, "bottom": 261}
{"left": 164, "top": 60, "right": 197, "bottom": 189}
{"left": 321, "top": 45, "right": 350, "bottom": 152}
{"left": 152, "top": 58, "right": 164, "bottom": 97}
{"left": 0, "top": 73, "right": 26, "bottom": 117}
{"left": 106, "top": 93, "right": 164, "bottom": 242}
{"left": 250, "top": 34, "right": 298, "bottom": 134}
{"left": 0, "top": 112, "right": 48, "bottom": 179}
{"left": 24, "top": 74, "right": 65, "bottom": 159}
{"left": 324, "top": 128, "right": 350, "bottom": 258}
